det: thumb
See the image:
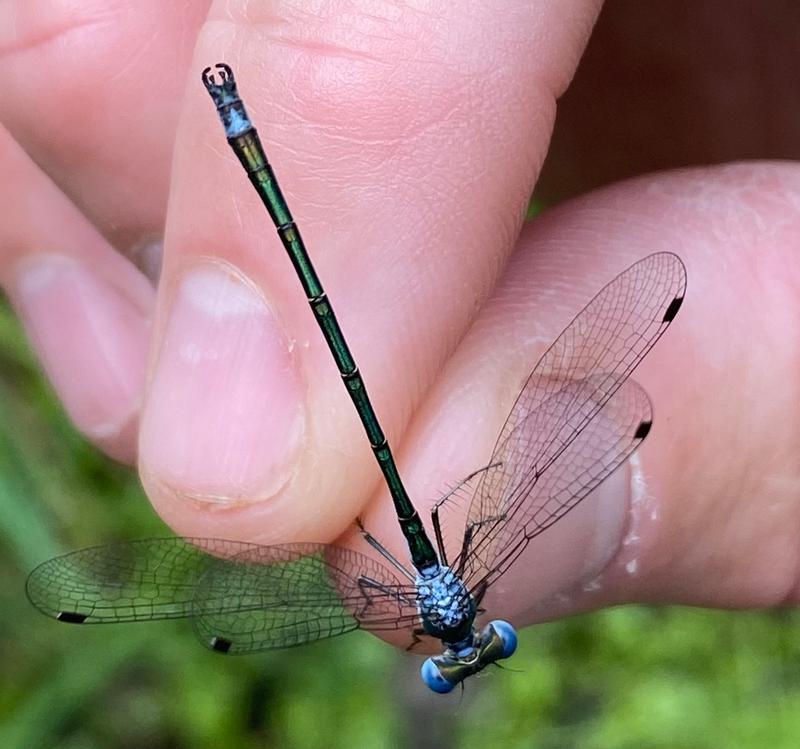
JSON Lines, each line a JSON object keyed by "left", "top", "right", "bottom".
{"left": 139, "top": 0, "right": 602, "bottom": 542}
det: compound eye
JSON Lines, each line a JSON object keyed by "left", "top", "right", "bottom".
{"left": 489, "top": 619, "right": 518, "bottom": 659}
{"left": 421, "top": 658, "right": 456, "bottom": 694}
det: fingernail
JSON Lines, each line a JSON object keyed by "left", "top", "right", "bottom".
{"left": 140, "top": 263, "right": 304, "bottom": 504}
{"left": 10, "top": 255, "right": 150, "bottom": 440}
{"left": 579, "top": 467, "right": 630, "bottom": 579}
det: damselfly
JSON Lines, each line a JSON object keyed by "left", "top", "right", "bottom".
{"left": 26, "top": 64, "right": 686, "bottom": 693}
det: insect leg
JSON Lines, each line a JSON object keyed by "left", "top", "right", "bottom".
{"left": 355, "top": 518, "right": 415, "bottom": 581}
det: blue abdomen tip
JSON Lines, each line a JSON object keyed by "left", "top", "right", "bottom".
{"left": 224, "top": 107, "right": 252, "bottom": 138}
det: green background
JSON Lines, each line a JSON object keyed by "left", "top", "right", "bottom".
{"left": 2, "top": 296, "right": 800, "bottom": 749}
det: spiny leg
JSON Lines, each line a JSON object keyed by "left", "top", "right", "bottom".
{"left": 405, "top": 627, "right": 431, "bottom": 653}
{"left": 356, "top": 518, "right": 414, "bottom": 581}
{"left": 431, "top": 462, "right": 503, "bottom": 567}
{"left": 454, "top": 513, "right": 507, "bottom": 576}
{"left": 357, "top": 575, "right": 415, "bottom": 612}
{"left": 471, "top": 580, "right": 489, "bottom": 609}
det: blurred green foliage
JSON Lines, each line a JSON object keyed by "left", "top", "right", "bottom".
{"left": 2, "top": 296, "right": 800, "bottom": 749}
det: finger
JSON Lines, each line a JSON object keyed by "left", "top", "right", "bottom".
{"left": 140, "top": 0, "right": 603, "bottom": 540}
{"left": 0, "top": 0, "right": 210, "bottom": 253}
{"left": 0, "top": 1, "right": 209, "bottom": 462}
{"left": 0, "top": 125, "right": 154, "bottom": 462}
{"left": 352, "top": 161, "right": 800, "bottom": 646}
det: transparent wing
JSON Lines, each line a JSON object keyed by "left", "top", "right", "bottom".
{"left": 192, "top": 543, "right": 421, "bottom": 654}
{"left": 27, "top": 538, "right": 420, "bottom": 652}
{"left": 460, "top": 378, "right": 652, "bottom": 590}
{"left": 456, "top": 252, "right": 686, "bottom": 590}
{"left": 26, "top": 538, "right": 255, "bottom": 623}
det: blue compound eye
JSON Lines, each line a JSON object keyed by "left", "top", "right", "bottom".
{"left": 489, "top": 620, "right": 518, "bottom": 659}
{"left": 421, "top": 658, "right": 455, "bottom": 694}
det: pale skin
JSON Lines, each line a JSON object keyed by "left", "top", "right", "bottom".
{"left": 1, "top": 1, "right": 799, "bottom": 652}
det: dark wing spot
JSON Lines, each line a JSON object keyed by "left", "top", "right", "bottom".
{"left": 56, "top": 611, "right": 88, "bottom": 624}
{"left": 663, "top": 296, "right": 684, "bottom": 322}
{"left": 210, "top": 636, "right": 233, "bottom": 653}
{"left": 634, "top": 421, "right": 653, "bottom": 440}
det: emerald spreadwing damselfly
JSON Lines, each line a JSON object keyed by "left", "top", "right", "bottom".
{"left": 27, "top": 64, "right": 686, "bottom": 693}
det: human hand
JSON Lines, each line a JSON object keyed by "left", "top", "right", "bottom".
{"left": 2, "top": 1, "right": 799, "bottom": 636}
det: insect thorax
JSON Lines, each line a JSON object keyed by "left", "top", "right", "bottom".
{"left": 415, "top": 565, "right": 476, "bottom": 645}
